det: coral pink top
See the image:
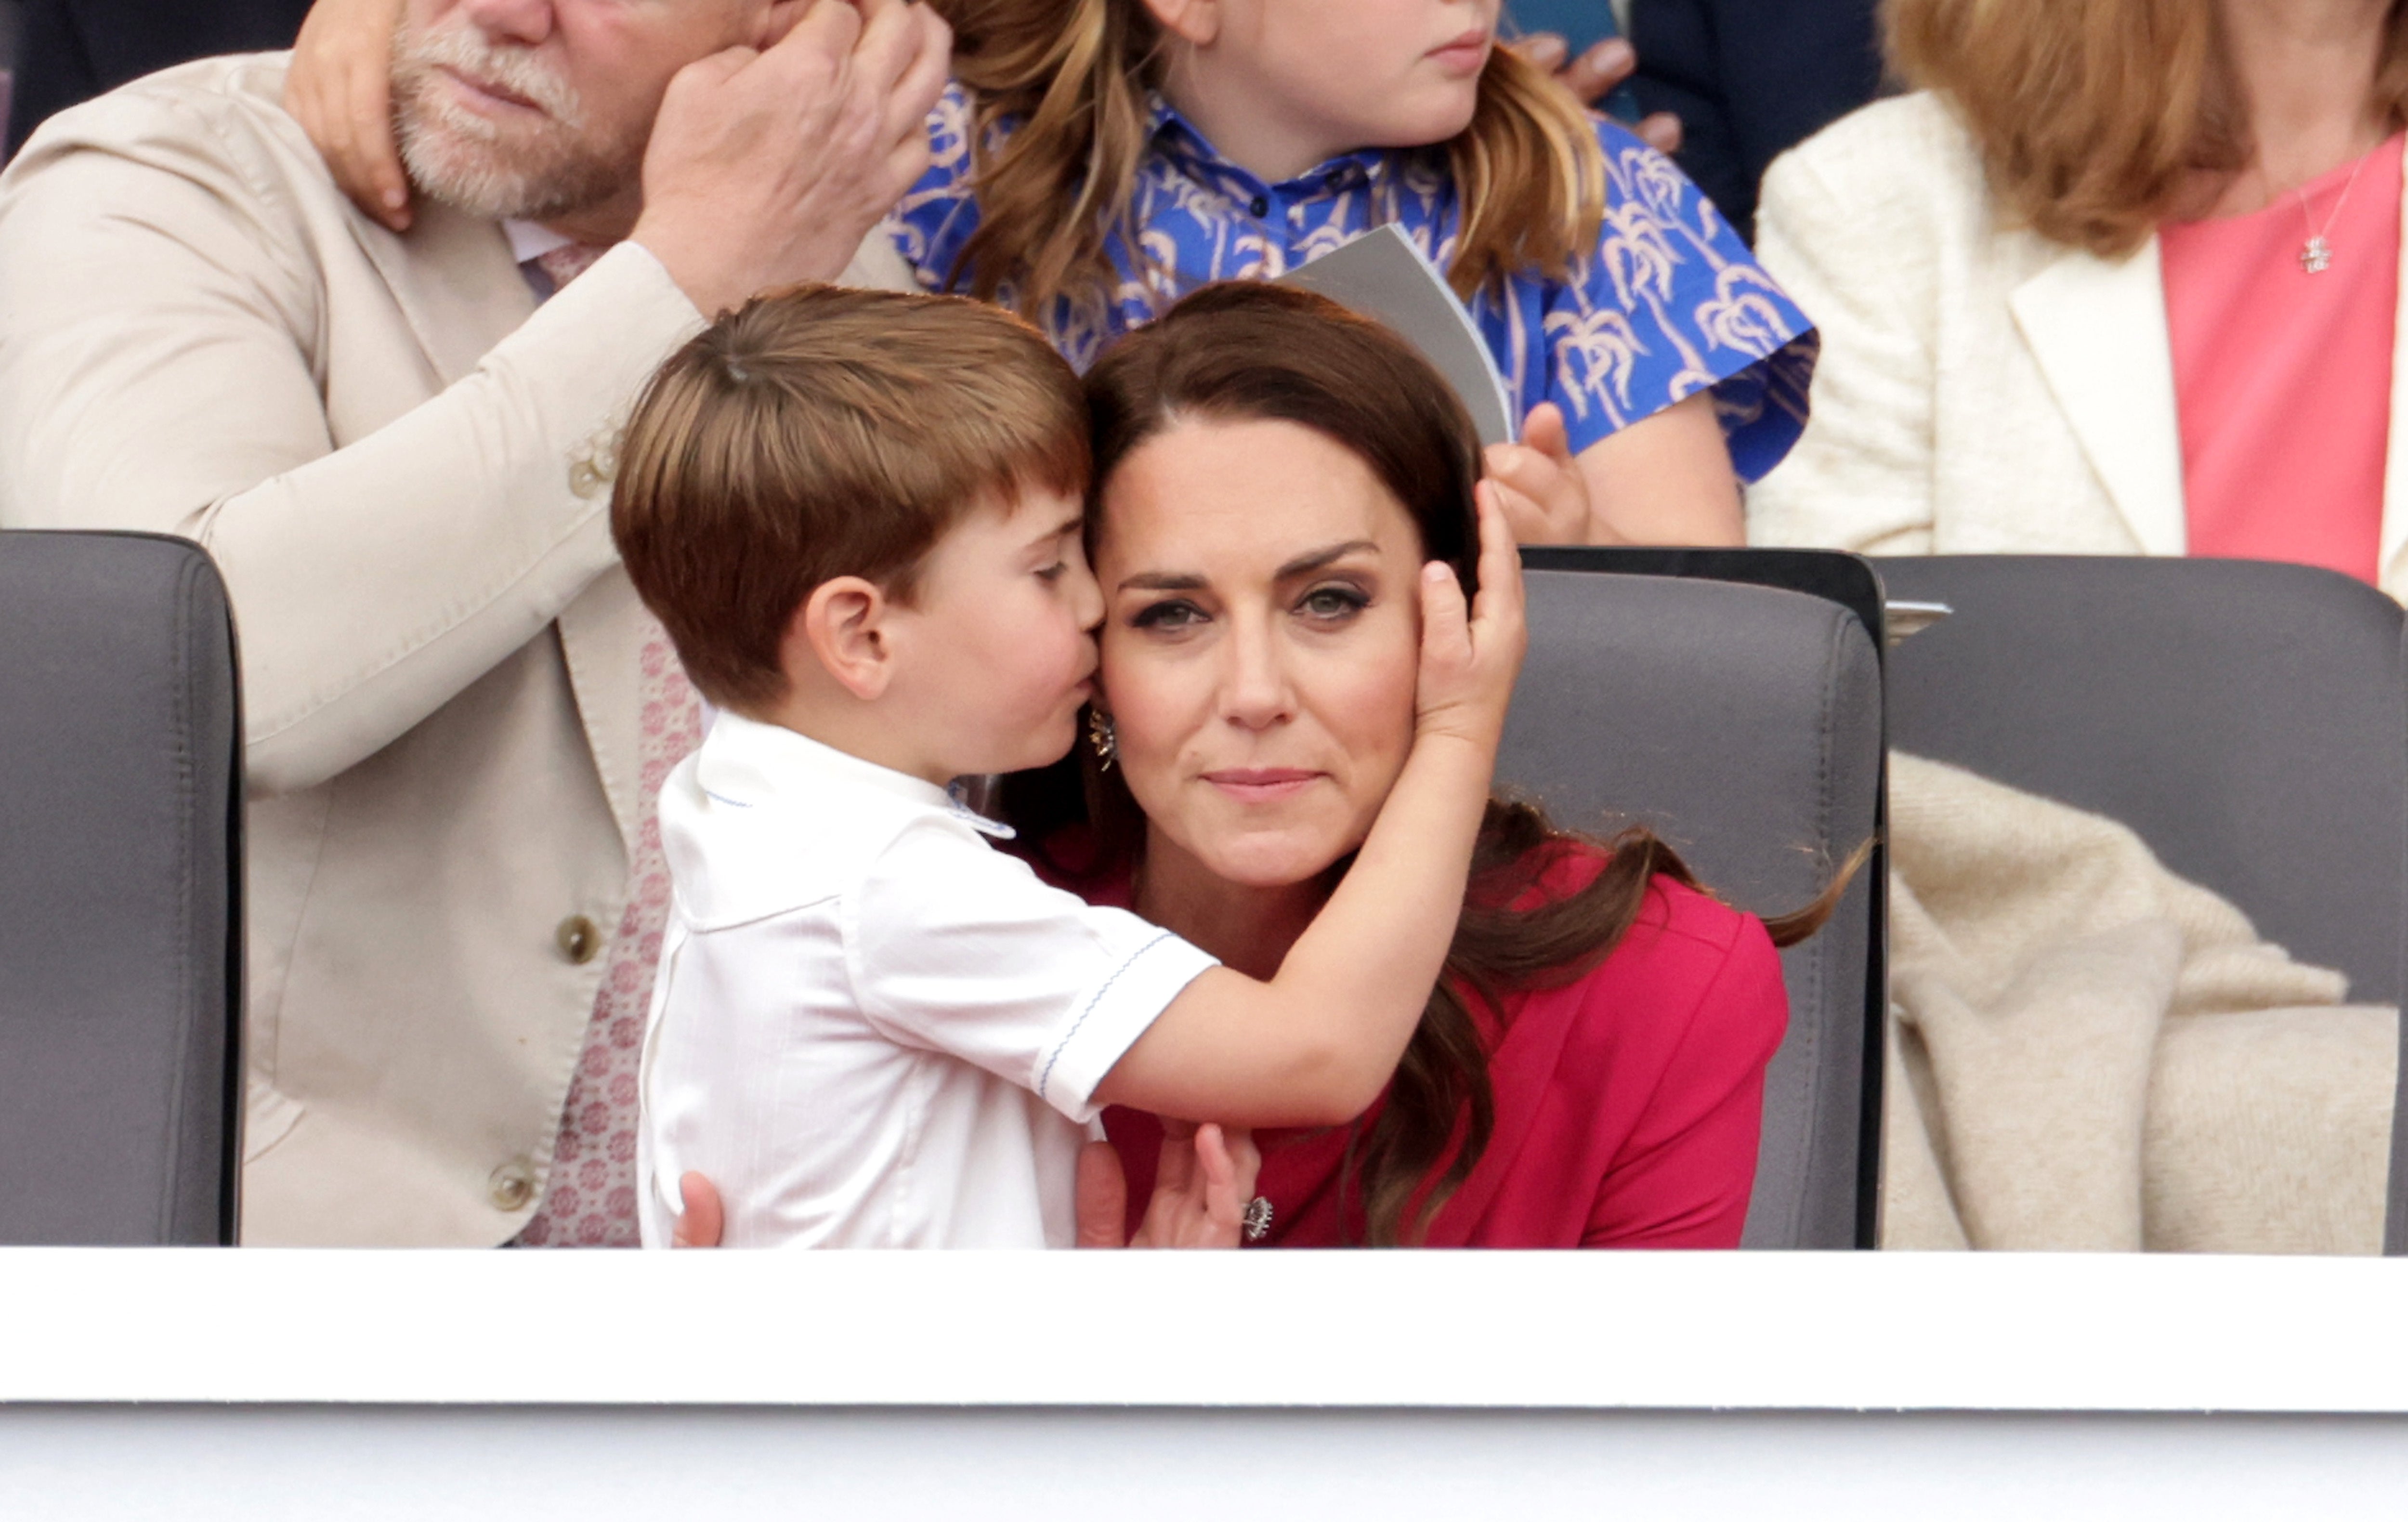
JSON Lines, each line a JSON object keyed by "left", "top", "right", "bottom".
{"left": 1047, "top": 843, "right": 1790, "bottom": 1249}
{"left": 2159, "top": 134, "right": 2404, "bottom": 584}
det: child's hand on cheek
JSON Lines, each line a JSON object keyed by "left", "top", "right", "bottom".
{"left": 1482, "top": 404, "right": 1616, "bottom": 546}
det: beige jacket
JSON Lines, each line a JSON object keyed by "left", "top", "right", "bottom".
{"left": 1746, "top": 92, "right": 2408, "bottom": 602}
{"left": 0, "top": 53, "right": 911, "bottom": 1245}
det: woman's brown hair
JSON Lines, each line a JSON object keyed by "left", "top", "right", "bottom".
{"left": 1008, "top": 284, "right": 1851, "bottom": 1246}
{"left": 931, "top": 0, "right": 1607, "bottom": 317}
{"left": 1885, "top": 0, "right": 2408, "bottom": 258}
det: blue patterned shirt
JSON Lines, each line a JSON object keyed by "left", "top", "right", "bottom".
{"left": 887, "top": 84, "right": 1817, "bottom": 479}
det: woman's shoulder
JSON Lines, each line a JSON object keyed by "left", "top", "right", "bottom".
{"left": 1521, "top": 845, "right": 1784, "bottom": 1033}
{"left": 1759, "top": 91, "right": 1989, "bottom": 244}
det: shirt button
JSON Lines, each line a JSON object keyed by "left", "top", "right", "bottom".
{"left": 556, "top": 914, "right": 602, "bottom": 965}
{"left": 1248, "top": 194, "right": 1269, "bottom": 218}
{"left": 489, "top": 1160, "right": 536, "bottom": 1212}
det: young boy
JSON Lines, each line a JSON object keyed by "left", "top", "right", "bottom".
{"left": 612, "top": 285, "right": 1519, "bottom": 1248}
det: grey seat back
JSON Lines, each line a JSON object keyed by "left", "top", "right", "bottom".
{"left": 0, "top": 530, "right": 243, "bottom": 1243}
{"left": 1877, "top": 555, "right": 2408, "bottom": 1249}
{"left": 1880, "top": 557, "right": 2407, "bottom": 1002}
{"left": 1500, "top": 569, "right": 1883, "bottom": 1249}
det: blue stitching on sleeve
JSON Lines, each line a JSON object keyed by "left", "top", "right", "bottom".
{"left": 1037, "top": 931, "right": 1178, "bottom": 1105}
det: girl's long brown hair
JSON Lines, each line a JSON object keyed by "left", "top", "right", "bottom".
{"left": 1885, "top": 0, "right": 2408, "bottom": 259}
{"left": 1008, "top": 284, "right": 1852, "bottom": 1245}
{"left": 932, "top": 0, "right": 1608, "bottom": 316}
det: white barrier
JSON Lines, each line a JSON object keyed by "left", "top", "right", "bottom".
{"left": 4, "top": 1249, "right": 2407, "bottom": 1516}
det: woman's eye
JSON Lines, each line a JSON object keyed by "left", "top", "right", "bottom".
{"left": 1130, "top": 599, "right": 1205, "bottom": 630}
{"left": 1297, "top": 584, "right": 1370, "bottom": 620}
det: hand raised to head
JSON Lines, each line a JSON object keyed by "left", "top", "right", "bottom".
{"left": 632, "top": 0, "right": 952, "bottom": 316}
{"left": 1413, "top": 481, "right": 1530, "bottom": 752}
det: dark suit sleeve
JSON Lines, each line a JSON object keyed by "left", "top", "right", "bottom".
{"left": 8, "top": 0, "right": 314, "bottom": 156}
{"left": 1630, "top": 0, "right": 1885, "bottom": 243}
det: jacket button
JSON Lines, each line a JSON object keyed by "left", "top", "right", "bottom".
{"left": 489, "top": 1160, "right": 536, "bottom": 1211}
{"left": 556, "top": 915, "right": 602, "bottom": 964}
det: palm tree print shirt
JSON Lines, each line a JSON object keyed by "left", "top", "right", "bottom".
{"left": 887, "top": 84, "right": 1817, "bottom": 479}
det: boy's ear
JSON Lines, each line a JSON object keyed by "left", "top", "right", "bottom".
{"left": 793, "top": 576, "right": 896, "bottom": 702}
{"left": 1139, "top": 0, "right": 1218, "bottom": 46}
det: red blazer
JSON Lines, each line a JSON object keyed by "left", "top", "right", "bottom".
{"left": 1092, "top": 854, "right": 1789, "bottom": 1248}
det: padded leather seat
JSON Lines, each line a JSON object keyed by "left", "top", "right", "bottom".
{"left": 0, "top": 529, "right": 242, "bottom": 1244}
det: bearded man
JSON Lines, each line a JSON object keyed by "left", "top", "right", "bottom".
{"left": 0, "top": 0, "right": 949, "bottom": 1246}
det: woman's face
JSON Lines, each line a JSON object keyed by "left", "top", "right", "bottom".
{"left": 1095, "top": 416, "right": 1426, "bottom": 889}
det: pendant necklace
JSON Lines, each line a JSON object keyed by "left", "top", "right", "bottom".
{"left": 2295, "top": 150, "right": 2374, "bottom": 274}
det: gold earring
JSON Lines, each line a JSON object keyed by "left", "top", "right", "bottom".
{"left": 1087, "top": 709, "right": 1117, "bottom": 771}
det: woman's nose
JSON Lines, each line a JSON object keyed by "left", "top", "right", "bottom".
{"left": 1217, "top": 615, "right": 1294, "bottom": 730}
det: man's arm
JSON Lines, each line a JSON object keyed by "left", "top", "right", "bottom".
{"left": 0, "top": 95, "right": 694, "bottom": 794}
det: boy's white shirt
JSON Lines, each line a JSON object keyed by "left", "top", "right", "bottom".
{"left": 635, "top": 712, "right": 1218, "bottom": 1249}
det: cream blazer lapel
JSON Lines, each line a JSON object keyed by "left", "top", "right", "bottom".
{"left": 353, "top": 199, "right": 646, "bottom": 855}
{"left": 2009, "top": 241, "right": 2188, "bottom": 556}
{"left": 2379, "top": 146, "right": 2408, "bottom": 597}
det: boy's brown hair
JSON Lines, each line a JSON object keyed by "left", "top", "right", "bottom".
{"left": 612, "top": 283, "right": 1091, "bottom": 711}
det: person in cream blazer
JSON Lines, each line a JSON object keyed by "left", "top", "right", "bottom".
{"left": 0, "top": 36, "right": 929, "bottom": 1245}
{"left": 1746, "top": 88, "right": 2408, "bottom": 603}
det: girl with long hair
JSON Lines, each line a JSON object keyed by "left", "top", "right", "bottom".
{"left": 896, "top": 0, "right": 1815, "bottom": 549}
{"left": 279, "top": 0, "right": 1816, "bottom": 548}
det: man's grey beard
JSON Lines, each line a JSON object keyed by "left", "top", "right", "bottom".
{"left": 389, "top": 19, "right": 644, "bottom": 223}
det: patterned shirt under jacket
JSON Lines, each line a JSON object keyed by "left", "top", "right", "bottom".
{"left": 887, "top": 85, "right": 1818, "bottom": 480}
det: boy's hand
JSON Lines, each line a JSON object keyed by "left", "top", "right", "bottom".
{"left": 1485, "top": 402, "right": 1618, "bottom": 545}
{"left": 284, "top": 0, "right": 412, "bottom": 231}
{"left": 1413, "top": 483, "right": 1529, "bottom": 752}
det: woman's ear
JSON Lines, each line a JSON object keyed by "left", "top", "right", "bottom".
{"left": 1140, "top": 0, "right": 1219, "bottom": 46}
{"left": 792, "top": 576, "right": 896, "bottom": 702}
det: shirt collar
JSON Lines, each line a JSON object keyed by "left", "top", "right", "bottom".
{"left": 1144, "top": 92, "right": 1388, "bottom": 198}
{"left": 695, "top": 713, "right": 1015, "bottom": 838}
{"left": 502, "top": 219, "right": 576, "bottom": 264}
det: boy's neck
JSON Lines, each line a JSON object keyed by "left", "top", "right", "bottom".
{"left": 1133, "top": 824, "right": 1335, "bottom": 983}
{"left": 1158, "top": 55, "right": 1351, "bottom": 185}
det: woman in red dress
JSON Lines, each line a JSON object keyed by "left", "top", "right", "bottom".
{"left": 1013, "top": 283, "right": 1822, "bottom": 1249}
{"left": 679, "top": 283, "right": 1830, "bottom": 1250}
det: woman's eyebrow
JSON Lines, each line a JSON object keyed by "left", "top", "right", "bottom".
{"left": 1116, "top": 540, "right": 1381, "bottom": 594}
{"left": 1273, "top": 540, "right": 1380, "bottom": 580}
{"left": 1116, "top": 570, "right": 1209, "bottom": 592}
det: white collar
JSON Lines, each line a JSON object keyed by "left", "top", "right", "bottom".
{"left": 695, "top": 713, "right": 1013, "bottom": 838}
{"left": 501, "top": 219, "right": 577, "bottom": 264}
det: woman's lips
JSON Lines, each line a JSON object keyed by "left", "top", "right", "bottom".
{"left": 1202, "top": 768, "right": 1322, "bottom": 803}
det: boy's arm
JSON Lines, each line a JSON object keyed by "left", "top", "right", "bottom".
{"left": 1091, "top": 489, "right": 1527, "bottom": 1128}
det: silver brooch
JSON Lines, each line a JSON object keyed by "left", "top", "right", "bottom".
{"left": 1242, "top": 1195, "right": 1274, "bottom": 1242}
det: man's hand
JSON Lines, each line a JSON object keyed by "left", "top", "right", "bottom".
{"left": 285, "top": 0, "right": 412, "bottom": 231}
{"left": 1505, "top": 31, "right": 1683, "bottom": 155}
{"left": 632, "top": 0, "right": 951, "bottom": 316}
